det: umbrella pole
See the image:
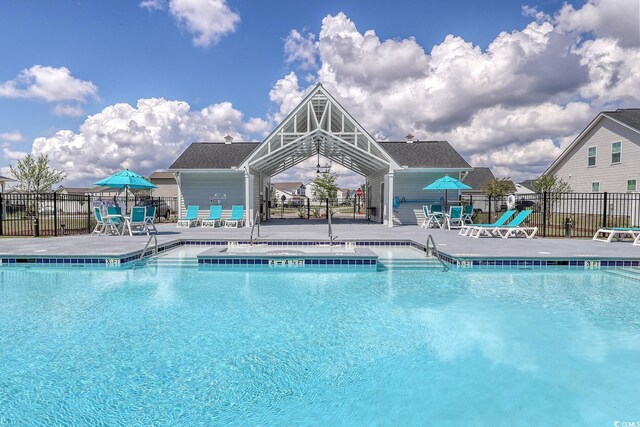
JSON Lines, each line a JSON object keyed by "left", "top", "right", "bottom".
{"left": 125, "top": 185, "right": 128, "bottom": 214}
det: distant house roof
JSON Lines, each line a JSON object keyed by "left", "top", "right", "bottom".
{"left": 377, "top": 141, "right": 471, "bottom": 169}
{"left": 272, "top": 182, "right": 305, "bottom": 192}
{"left": 88, "top": 186, "right": 122, "bottom": 193}
{"left": 61, "top": 187, "right": 92, "bottom": 194}
{"left": 169, "top": 142, "right": 259, "bottom": 170}
{"left": 149, "top": 171, "right": 175, "bottom": 179}
{"left": 519, "top": 179, "right": 537, "bottom": 191}
{"left": 603, "top": 109, "right": 640, "bottom": 132}
{"left": 462, "top": 167, "right": 495, "bottom": 191}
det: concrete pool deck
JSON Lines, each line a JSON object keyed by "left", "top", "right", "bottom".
{"left": 0, "top": 220, "right": 638, "bottom": 263}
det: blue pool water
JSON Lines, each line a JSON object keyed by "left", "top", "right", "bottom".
{"left": 1, "top": 266, "right": 640, "bottom": 425}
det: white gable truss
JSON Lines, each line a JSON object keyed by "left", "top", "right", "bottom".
{"left": 243, "top": 84, "right": 398, "bottom": 176}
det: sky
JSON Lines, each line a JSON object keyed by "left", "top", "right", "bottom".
{"left": 0, "top": 0, "right": 638, "bottom": 189}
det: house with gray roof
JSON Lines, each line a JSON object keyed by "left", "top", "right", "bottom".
{"left": 169, "top": 84, "right": 472, "bottom": 226}
{"left": 545, "top": 109, "right": 640, "bottom": 193}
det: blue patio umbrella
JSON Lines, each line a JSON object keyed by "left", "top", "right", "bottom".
{"left": 95, "top": 169, "right": 156, "bottom": 213}
{"left": 423, "top": 175, "right": 471, "bottom": 210}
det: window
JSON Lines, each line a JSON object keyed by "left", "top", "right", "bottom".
{"left": 628, "top": 179, "right": 637, "bottom": 192}
{"left": 611, "top": 141, "right": 621, "bottom": 164}
{"left": 587, "top": 146, "right": 596, "bottom": 166}
{"left": 592, "top": 182, "right": 600, "bottom": 192}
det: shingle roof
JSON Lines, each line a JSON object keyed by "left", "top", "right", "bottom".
{"left": 61, "top": 187, "right": 92, "bottom": 194}
{"left": 377, "top": 141, "right": 471, "bottom": 169}
{"left": 272, "top": 182, "right": 305, "bottom": 191}
{"left": 603, "top": 109, "right": 640, "bottom": 132}
{"left": 170, "top": 140, "right": 470, "bottom": 171}
{"left": 463, "top": 167, "right": 495, "bottom": 190}
{"left": 519, "top": 179, "right": 537, "bottom": 191}
{"left": 169, "top": 142, "right": 259, "bottom": 169}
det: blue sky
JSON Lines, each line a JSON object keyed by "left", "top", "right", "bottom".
{"left": 0, "top": 0, "right": 638, "bottom": 187}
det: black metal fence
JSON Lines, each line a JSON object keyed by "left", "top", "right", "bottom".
{"left": 467, "top": 192, "right": 640, "bottom": 238}
{"left": 0, "top": 193, "right": 179, "bottom": 237}
{"left": 269, "top": 196, "right": 367, "bottom": 220}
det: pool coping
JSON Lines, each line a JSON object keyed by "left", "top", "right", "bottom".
{"left": 0, "top": 237, "right": 639, "bottom": 270}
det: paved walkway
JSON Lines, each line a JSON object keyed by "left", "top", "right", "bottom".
{"left": 0, "top": 220, "right": 638, "bottom": 261}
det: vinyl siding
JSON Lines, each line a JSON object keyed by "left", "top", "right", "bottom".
{"left": 550, "top": 118, "right": 640, "bottom": 193}
{"left": 178, "top": 171, "right": 245, "bottom": 219}
{"left": 391, "top": 171, "right": 451, "bottom": 225}
{"left": 150, "top": 178, "right": 178, "bottom": 198}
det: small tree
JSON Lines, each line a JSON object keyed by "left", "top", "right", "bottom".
{"left": 10, "top": 154, "right": 65, "bottom": 193}
{"left": 311, "top": 172, "right": 339, "bottom": 201}
{"left": 533, "top": 175, "right": 572, "bottom": 221}
{"left": 533, "top": 175, "right": 572, "bottom": 193}
{"left": 311, "top": 172, "right": 339, "bottom": 217}
{"left": 483, "top": 178, "right": 513, "bottom": 212}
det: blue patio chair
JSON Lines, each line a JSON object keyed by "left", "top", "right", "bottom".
{"left": 475, "top": 210, "right": 537, "bottom": 239}
{"left": 224, "top": 205, "right": 245, "bottom": 228}
{"left": 177, "top": 205, "right": 200, "bottom": 228}
{"left": 460, "top": 210, "right": 515, "bottom": 237}
{"left": 144, "top": 206, "right": 157, "bottom": 234}
{"left": 446, "top": 206, "right": 463, "bottom": 229}
{"left": 421, "top": 205, "right": 444, "bottom": 229}
{"left": 202, "top": 205, "right": 223, "bottom": 228}
{"left": 106, "top": 206, "right": 124, "bottom": 232}
{"left": 123, "top": 206, "right": 149, "bottom": 235}
{"left": 92, "top": 207, "right": 119, "bottom": 235}
{"left": 461, "top": 204, "right": 473, "bottom": 224}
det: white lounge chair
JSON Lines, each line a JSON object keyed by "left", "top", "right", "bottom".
{"left": 92, "top": 207, "right": 119, "bottom": 235}
{"left": 224, "top": 205, "right": 245, "bottom": 228}
{"left": 592, "top": 227, "right": 640, "bottom": 243}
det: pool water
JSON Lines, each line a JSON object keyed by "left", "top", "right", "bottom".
{"left": 1, "top": 266, "right": 639, "bottom": 425}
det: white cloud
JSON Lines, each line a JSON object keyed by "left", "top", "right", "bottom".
{"left": 53, "top": 104, "right": 86, "bottom": 117}
{"left": 271, "top": 6, "right": 639, "bottom": 180}
{"left": 268, "top": 72, "right": 308, "bottom": 122}
{"left": 169, "top": 0, "right": 239, "bottom": 47}
{"left": 0, "top": 65, "right": 98, "bottom": 103}
{"left": 0, "top": 131, "right": 23, "bottom": 143}
{"left": 28, "top": 98, "right": 267, "bottom": 185}
{"left": 0, "top": 65, "right": 98, "bottom": 117}
{"left": 140, "top": 0, "right": 165, "bottom": 11}
{"left": 284, "top": 29, "right": 318, "bottom": 70}
{"left": 2, "top": 144, "right": 28, "bottom": 162}
{"left": 554, "top": 0, "right": 640, "bottom": 48}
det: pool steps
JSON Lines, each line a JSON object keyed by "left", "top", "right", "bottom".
{"left": 604, "top": 268, "right": 640, "bottom": 282}
{"left": 377, "top": 258, "right": 443, "bottom": 270}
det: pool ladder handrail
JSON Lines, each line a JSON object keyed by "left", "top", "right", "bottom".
{"left": 426, "top": 234, "right": 448, "bottom": 272}
{"left": 328, "top": 210, "right": 337, "bottom": 246}
{"left": 133, "top": 234, "right": 158, "bottom": 269}
{"left": 250, "top": 211, "right": 260, "bottom": 245}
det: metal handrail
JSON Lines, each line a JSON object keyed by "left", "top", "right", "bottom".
{"left": 133, "top": 234, "right": 158, "bottom": 269}
{"left": 426, "top": 234, "right": 448, "bottom": 272}
{"left": 250, "top": 211, "right": 260, "bottom": 245}
{"left": 328, "top": 209, "right": 337, "bottom": 245}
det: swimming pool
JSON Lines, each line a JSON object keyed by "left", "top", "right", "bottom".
{"left": 1, "top": 266, "right": 639, "bottom": 424}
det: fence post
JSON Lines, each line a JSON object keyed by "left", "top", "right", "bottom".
{"left": 0, "top": 193, "right": 3, "bottom": 236}
{"left": 307, "top": 197, "right": 310, "bottom": 219}
{"left": 325, "top": 198, "right": 329, "bottom": 218}
{"left": 53, "top": 192, "right": 58, "bottom": 237}
{"left": 87, "top": 195, "right": 92, "bottom": 234}
{"left": 542, "top": 191, "right": 548, "bottom": 238}
{"left": 488, "top": 195, "right": 492, "bottom": 224}
{"left": 602, "top": 192, "right": 608, "bottom": 228}
{"left": 353, "top": 196, "right": 356, "bottom": 219}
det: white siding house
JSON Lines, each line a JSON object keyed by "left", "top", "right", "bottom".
{"left": 545, "top": 109, "right": 640, "bottom": 193}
